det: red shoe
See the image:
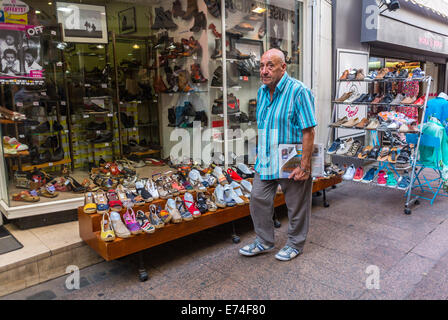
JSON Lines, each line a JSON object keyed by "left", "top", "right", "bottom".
{"left": 414, "top": 96, "right": 425, "bottom": 106}
{"left": 352, "top": 167, "right": 364, "bottom": 182}
{"left": 227, "top": 168, "right": 243, "bottom": 181}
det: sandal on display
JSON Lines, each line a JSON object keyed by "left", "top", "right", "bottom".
{"left": 83, "top": 192, "right": 97, "bottom": 214}
{"left": 110, "top": 211, "right": 131, "bottom": 238}
{"left": 204, "top": 192, "right": 217, "bottom": 212}
{"left": 149, "top": 204, "right": 165, "bottom": 228}
{"left": 123, "top": 207, "right": 142, "bottom": 235}
{"left": 388, "top": 147, "right": 398, "bottom": 163}
{"left": 213, "top": 184, "right": 227, "bottom": 208}
{"left": 100, "top": 212, "right": 116, "bottom": 242}
{"left": 12, "top": 190, "right": 40, "bottom": 202}
{"left": 165, "top": 198, "right": 183, "bottom": 223}
{"left": 230, "top": 181, "right": 250, "bottom": 203}
{"left": 39, "top": 184, "right": 59, "bottom": 198}
{"left": 65, "top": 176, "right": 86, "bottom": 193}
{"left": 136, "top": 210, "right": 155, "bottom": 234}
{"left": 156, "top": 204, "right": 172, "bottom": 224}
{"left": 107, "top": 189, "right": 123, "bottom": 212}
{"left": 94, "top": 190, "right": 110, "bottom": 214}
{"left": 116, "top": 185, "right": 132, "bottom": 208}
{"left": 358, "top": 146, "right": 372, "bottom": 160}
{"left": 196, "top": 192, "right": 209, "bottom": 214}
{"left": 183, "top": 192, "right": 201, "bottom": 218}
{"left": 377, "top": 147, "right": 390, "bottom": 162}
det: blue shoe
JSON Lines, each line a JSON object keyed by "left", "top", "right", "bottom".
{"left": 327, "top": 139, "right": 342, "bottom": 154}
{"left": 275, "top": 246, "right": 301, "bottom": 261}
{"left": 361, "top": 167, "right": 377, "bottom": 183}
{"left": 239, "top": 239, "right": 274, "bottom": 256}
{"left": 397, "top": 175, "right": 411, "bottom": 190}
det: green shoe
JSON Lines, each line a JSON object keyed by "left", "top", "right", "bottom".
{"left": 386, "top": 171, "right": 398, "bottom": 188}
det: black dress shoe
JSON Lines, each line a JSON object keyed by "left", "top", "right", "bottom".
{"left": 50, "top": 147, "right": 64, "bottom": 162}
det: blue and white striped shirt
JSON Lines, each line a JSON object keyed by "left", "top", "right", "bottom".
{"left": 254, "top": 72, "right": 317, "bottom": 180}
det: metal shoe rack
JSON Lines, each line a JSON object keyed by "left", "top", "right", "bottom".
{"left": 327, "top": 75, "right": 433, "bottom": 215}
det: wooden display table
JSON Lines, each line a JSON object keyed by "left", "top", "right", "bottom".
{"left": 78, "top": 175, "right": 342, "bottom": 280}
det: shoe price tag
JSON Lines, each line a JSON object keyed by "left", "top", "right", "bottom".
{"left": 65, "top": 179, "right": 70, "bottom": 186}
{"left": 137, "top": 101, "right": 142, "bottom": 104}
{"left": 243, "top": 76, "right": 249, "bottom": 81}
{"left": 48, "top": 162, "right": 53, "bottom": 167}
{"left": 187, "top": 92, "right": 190, "bottom": 96}
{"left": 41, "top": 92, "right": 47, "bottom": 96}
{"left": 31, "top": 126, "right": 36, "bottom": 130}
{"left": 101, "top": 83, "right": 108, "bottom": 88}
{"left": 33, "top": 101, "right": 39, "bottom": 106}
{"left": 107, "top": 113, "right": 113, "bottom": 117}
{"left": 120, "top": 101, "right": 123, "bottom": 104}
{"left": 84, "top": 83, "right": 91, "bottom": 87}
{"left": 51, "top": 30, "right": 57, "bottom": 35}
{"left": 16, "top": 102, "right": 23, "bottom": 107}
{"left": 65, "top": 130, "right": 69, "bottom": 133}
{"left": 105, "top": 143, "right": 110, "bottom": 147}
{"left": 61, "top": 101, "right": 66, "bottom": 106}
{"left": 193, "top": 55, "right": 197, "bottom": 60}
{"left": 83, "top": 114, "right": 90, "bottom": 118}
{"left": 19, "top": 134, "right": 25, "bottom": 138}
{"left": 96, "top": 130, "right": 101, "bottom": 134}
{"left": 56, "top": 62, "right": 63, "bottom": 67}
{"left": 133, "top": 127, "right": 137, "bottom": 131}
{"left": 153, "top": 99, "right": 157, "bottom": 103}
{"left": 169, "top": 93, "right": 173, "bottom": 96}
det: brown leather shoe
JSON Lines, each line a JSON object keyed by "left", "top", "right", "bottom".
{"left": 335, "top": 91, "right": 353, "bottom": 102}
{"left": 340, "top": 70, "right": 349, "bottom": 80}
{"left": 375, "top": 68, "right": 389, "bottom": 79}
{"left": 355, "top": 118, "right": 369, "bottom": 129}
{"left": 355, "top": 69, "right": 365, "bottom": 80}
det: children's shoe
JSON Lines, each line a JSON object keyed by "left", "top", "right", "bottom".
{"left": 361, "top": 167, "right": 377, "bottom": 183}
{"left": 386, "top": 171, "right": 398, "bottom": 188}
{"left": 110, "top": 211, "right": 131, "bottom": 238}
{"left": 275, "top": 246, "right": 301, "bottom": 261}
{"left": 183, "top": 192, "right": 201, "bottom": 218}
{"left": 377, "top": 170, "right": 387, "bottom": 186}
{"left": 352, "top": 167, "right": 364, "bottom": 182}
{"left": 123, "top": 207, "right": 142, "bottom": 235}
{"left": 100, "top": 212, "right": 116, "bottom": 242}
{"left": 175, "top": 196, "right": 193, "bottom": 221}
{"left": 149, "top": 204, "right": 164, "bottom": 228}
{"left": 165, "top": 198, "right": 182, "bottom": 223}
{"left": 239, "top": 239, "right": 274, "bottom": 256}
{"left": 397, "top": 175, "right": 411, "bottom": 191}
{"left": 136, "top": 210, "right": 155, "bottom": 234}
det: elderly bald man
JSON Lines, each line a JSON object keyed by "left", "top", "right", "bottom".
{"left": 239, "top": 48, "right": 317, "bottom": 261}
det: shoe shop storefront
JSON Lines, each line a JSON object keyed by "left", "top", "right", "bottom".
{"left": 0, "top": 0, "right": 332, "bottom": 228}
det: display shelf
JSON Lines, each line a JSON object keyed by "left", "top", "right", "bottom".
{"left": 210, "top": 86, "right": 242, "bottom": 90}
{"left": 329, "top": 124, "right": 419, "bottom": 134}
{"left": 12, "top": 158, "right": 71, "bottom": 171}
{"left": 330, "top": 153, "right": 413, "bottom": 170}
{"left": 0, "top": 119, "right": 20, "bottom": 124}
{"left": 129, "top": 149, "right": 160, "bottom": 156}
{"left": 331, "top": 101, "right": 424, "bottom": 108}
{"left": 337, "top": 77, "right": 430, "bottom": 83}
{"left": 4, "top": 150, "right": 29, "bottom": 158}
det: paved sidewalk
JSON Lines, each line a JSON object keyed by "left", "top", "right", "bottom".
{"left": 3, "top": 181, "right": 448, "bottom": 300}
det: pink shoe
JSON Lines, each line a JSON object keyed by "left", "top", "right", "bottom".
{"left": 123, "top": 207, "right": 142, "bottom": 235}
{"left": 377, "top": 170, "right": 387, "bottom": 186}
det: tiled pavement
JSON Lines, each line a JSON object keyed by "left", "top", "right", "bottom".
{"left": 3, "top": 181, "right": 448, "bottom": 300}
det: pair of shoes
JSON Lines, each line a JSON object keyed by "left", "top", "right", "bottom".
{"left": 239, "top": 240, "right": 301, "bottom": 261}
{"left": 152, "top": 7, "right": 177, "bottom": 30}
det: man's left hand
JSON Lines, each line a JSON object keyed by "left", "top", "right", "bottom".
{"left": 288, "top": 166, "right": 310, "bottom": 181}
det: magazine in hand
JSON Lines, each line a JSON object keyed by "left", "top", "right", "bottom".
{"left": 279, "top": 144, "right": 324, "bottom": 178}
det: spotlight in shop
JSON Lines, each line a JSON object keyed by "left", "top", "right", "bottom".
{"left": 379, "top": 0, "right": 400, "bottom": 13}
{"left": 132, "top": 44, "right": 140, "bottom": 49}
{"left": 96, "top": 45, "right": 104, "bottom": 49}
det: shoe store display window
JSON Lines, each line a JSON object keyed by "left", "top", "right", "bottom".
{"left": 0, "top": 0, "right": 304, "bottom": 216}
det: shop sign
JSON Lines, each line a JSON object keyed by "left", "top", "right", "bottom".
{"left": 2, "top": 0, "right": 29, "bottom": 14}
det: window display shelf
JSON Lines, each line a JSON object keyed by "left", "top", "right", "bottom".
{"left": 129, "top": 149, "right": 160, "bottom": 156}
{"left": 12, "top": 158, "right": 71, "bottom": 171}
{"left": 337, "top": 77, "right": 430, "bottom": 83}
{"left": 328, "top": 124, "right": 420, "bottom": 134}
{"left": 331, "top": 101, "right": 424, "bottom": 108}
{"left": 4, "top": 151, "right": 29, "bottom": 158}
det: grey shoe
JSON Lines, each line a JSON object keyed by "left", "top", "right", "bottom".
{"left": 239, "top": 239, "right": 274, "bottom": 256}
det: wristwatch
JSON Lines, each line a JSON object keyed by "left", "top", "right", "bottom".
{"left": 298, "top": 165, "right": 311, "bottom": 174}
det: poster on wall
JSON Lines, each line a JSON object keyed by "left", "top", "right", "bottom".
{"left": 0, "top": 23, "right": 44, "bottom": 83}
{"left": 56, "top": 2, "right": 108, "bottom": 44}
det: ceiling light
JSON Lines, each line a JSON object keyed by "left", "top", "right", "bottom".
{"left": 132, "top": 44, "right": 140, "bottom": 49}
{"left": 97, "top": 45, "right": 104, "bottom": 49}
{"left": 252, "top": 7, "right": 266, "bottom": 14}
{"left": 48, "top": 2, "right": 52, "bottom": 5}
{"left": 35, "top": 10, "right": 41, "bottom": 14}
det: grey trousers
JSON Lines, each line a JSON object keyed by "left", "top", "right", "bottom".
{"left": 249, "top": 173, "right": 313, "bottom": 251}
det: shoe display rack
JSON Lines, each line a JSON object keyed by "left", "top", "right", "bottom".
{"left": 78, "top": 175, "right": 339, "bottom": 281}
{"left": 327, "top": 70, "right": 433, "bottom": 215}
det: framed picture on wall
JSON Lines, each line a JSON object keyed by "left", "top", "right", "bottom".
{"left": 56, "top": 2, "right": 108, "bottom": 44}
{"left": 231, "top": 38, "right": 264, "bottom": 61}
{"left": 118, "top": 7, "right": 136, "bottom": 34}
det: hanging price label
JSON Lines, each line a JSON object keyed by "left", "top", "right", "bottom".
{"left": 83, "top": 114, "right": 90, "bottom": 118}
{"left": 61, "top": 101, "right": 66, "bottom": 105}
{"left": 19, "top": 134, "right": 25, "bottom": 138}
{"left": 51, "top": 30, "right": 57, "bottom": 35}
{"left": 48, "top": 162, "right": 53, "bottom": 167}
{"left": 56, "top": 62, "right": 63, "bottom": 67}
{"left": 84, "top": 83, "right": 91, "bottom": 87}
{"left": 33, "top": 101, "right": 39, "bottom": 106}
{"left": 133, "top": 127, "right": 137, "bottom": 131}
{"left": 41, "top": 92, "right": 47, "bottom": 96}
{"left": 101, "top": 84, "right": 108, "bottom": 88}
{"left": 105, "top": 143, "right": 110, "bottom": 147}
{"left": 16, "top": 102, "right": 23, "bottom": 107}
{"left": 107, "top": 113, "right": 113, "bottom": 117}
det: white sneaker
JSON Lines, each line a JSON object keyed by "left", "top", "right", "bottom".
{"left": 225, "top": 184, "right": 245, "bottom": 206}
{"left": 213, "top": 184, "right": 227, "bottom": 208}
{"left": 336, "top": 138, "right": 354, "bottom": 155}
{"left": 342, "top": 165, "right": 356, "bottom": 180}
{"left": 165, "top": 198, "right": 182, "bottom": 223}
{"left": 237, "top": 163, "right": 254, "bottom": 176}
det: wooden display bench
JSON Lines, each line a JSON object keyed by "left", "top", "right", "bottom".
{"left": 78, "top": 175, "right": 342, "bottom": 281}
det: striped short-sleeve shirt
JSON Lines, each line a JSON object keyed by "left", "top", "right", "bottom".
{"left": 254, "top": 72, "right": 317, "bottom": 180}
